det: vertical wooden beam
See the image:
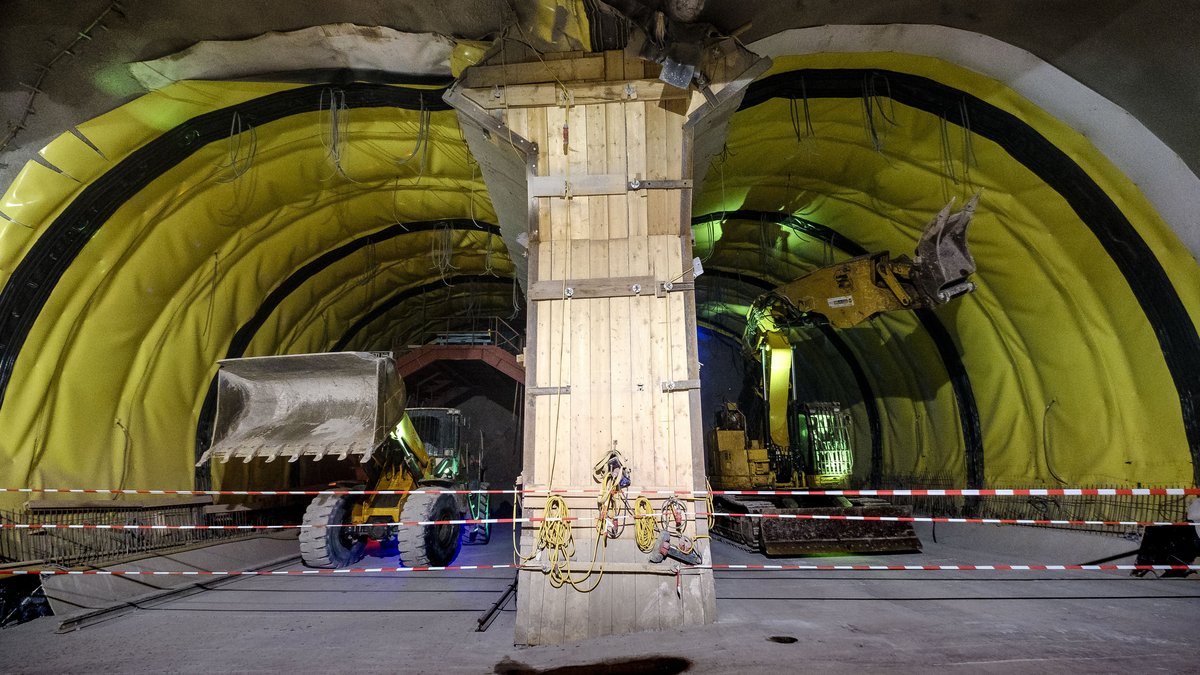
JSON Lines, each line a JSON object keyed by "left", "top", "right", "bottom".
{"left": 447, "top": 44, "right": 766, "bottom": 646}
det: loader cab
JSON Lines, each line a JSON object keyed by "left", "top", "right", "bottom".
{"left": 407, "top": 407, "right": 466, "bottom": 480}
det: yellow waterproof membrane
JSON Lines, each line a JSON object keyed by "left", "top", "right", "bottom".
{"left": 1, "top": 47, "right": 1198, "bottom": 507}
{"left": 0, "top": 80, "right": 516, "bottom": 505}
{"left": 694, "top": 51, "right": 1200, "bottom": 489}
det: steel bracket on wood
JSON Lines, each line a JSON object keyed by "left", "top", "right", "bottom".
{"left": 527, "top": 386, "right": 571, "bottom": 396}
{"left": 628, "top": 179, "right": 692, "bottom": 191}
{"left": 656, "top": 280, "right": 695, "bottom": 297}
{"left": 661, "top": 379, "right": 701, "bottom": 393}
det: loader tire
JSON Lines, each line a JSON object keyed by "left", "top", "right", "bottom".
{"left": 397, "top": 492, "right": 463, "bottom": 567}
{"left": 299, "top": 494, "right": 367, "bottom": 568}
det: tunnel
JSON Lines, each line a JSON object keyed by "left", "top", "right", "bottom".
{"left": 0, "top": 0, "right": 1198, "bottom": 668}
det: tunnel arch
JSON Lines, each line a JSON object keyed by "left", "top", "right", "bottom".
{"left": 0, "top": 28, "right": 1197, "bottom": 502}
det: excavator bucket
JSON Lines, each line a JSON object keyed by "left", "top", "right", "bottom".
{"left": 197, "top": 352, "right": 405, "bottom": 466}
{"left": 911, "top": 193, "right": 979, "bottom": 305}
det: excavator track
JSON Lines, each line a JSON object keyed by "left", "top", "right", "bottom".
{"left": 712, "top": 494, "right": 922, "bottom": 556}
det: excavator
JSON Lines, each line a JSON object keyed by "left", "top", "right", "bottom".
{"left": 709, "top": 196, "right": 978, "bottom": 555}
{"left": 197, "top": 352, "right": 488, "bottom": 568}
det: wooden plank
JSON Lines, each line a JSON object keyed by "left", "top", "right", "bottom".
{"left": 585, "top": 104, "right": 609, "bottom": 241}
{"left": 607, "top": 237, "right": 633, "bottom": 472}
{"left": 525, "top": 106, "right": 550, "bottom": 175}
{"left": 645, "top": 103, "right": 671, "bottom": 236}
{"left": 541, "top": 50, "right": 584, "bottom": 62}
{"left": 648, "top": 235, "right": 672, "bottom": 487}
{"left": 566, "top": 104, "right": 589, "bottom": 240}
{"left": 605, "top": 101, "right": 629, "bottom": 241}
{"left": 625, "top": 101, "right": 648, "bottom": 242}
{"left": 569, "top": 239, "right": 591, "bottom": 488}
{"left": 545, "top": 105, "right": 569, "bottom": 244}
{"left": 589, "top": 261, "right": 613, "bottom": 474}
{"left": 624, "top": 53, "right": 646, "bottom": 80}
{"left": 603, "top": 50, "right": 624, "bottom": 81}
{"left": 627, "top": 294, "right": 655, "bottom": 485}
{"left": 461, "top": 55, "right": 606, "bottom": 88}
{"left": 528, "top": 275, "right": 657, "bottom": 301}
{"left": 528, "top": 173, "right": 627, "bottom": 198}
{"left": 463, "top": 78, "right": 691, "bottom": 110}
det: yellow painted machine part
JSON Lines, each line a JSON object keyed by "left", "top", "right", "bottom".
{"left": 695, "top": 52, "right": 1200, "bottom": 488}
{"left": 0, "top": 81, "right": 515, "bottom": 506}
{"left": 763, "top": 333, "right": 793, "bottom": 450}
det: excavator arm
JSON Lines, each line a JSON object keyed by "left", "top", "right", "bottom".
{"left": 745, "top": 195, "right": 979, "bottom": 453}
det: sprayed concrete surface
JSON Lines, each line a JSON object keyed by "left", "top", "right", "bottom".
{"left": 1, "top": 522, "right": 1196, "bottom": 674}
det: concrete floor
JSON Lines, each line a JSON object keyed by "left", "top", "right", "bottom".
{"left": 1, "top": 523, "right": 1197, "bottom": 674}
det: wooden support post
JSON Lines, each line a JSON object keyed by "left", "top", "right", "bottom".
{"left": 447, "top": 44, "right": 767, "bottom": 646}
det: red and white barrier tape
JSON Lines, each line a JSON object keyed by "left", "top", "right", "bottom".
{"left": 699, "top": 513, "right": 1195, "bottom": 527}
{"left": 0, "top": 516, "right": 584, "bottom": 530}
{"left": 1, "top": 563, "right": 1196, "bottom": 576}
{"left": 3, "top": 513, "right": 1195, "bottom": 530}
{"left": 3, "top": 487, "right": 1198, "bottom": 497}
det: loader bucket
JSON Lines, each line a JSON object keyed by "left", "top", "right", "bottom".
{"left": 911, "top": 193, "right": 979, "bottom": 306}
{"left": 197, "top": 352, "right": 405, "bottom": 466}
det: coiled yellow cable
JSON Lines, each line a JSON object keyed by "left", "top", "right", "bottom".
{"left": 634, "top": 496, "right": 657, "bottom": 552}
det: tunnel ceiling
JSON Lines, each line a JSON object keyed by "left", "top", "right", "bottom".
{"left": 1, "top": 9, "right": 1198, "bottom": 499}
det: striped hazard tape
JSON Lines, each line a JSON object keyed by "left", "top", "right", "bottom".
{"left": 1, "top": 563, "right": 1197, "bottom": 576}
{"left": 3, "top": 487, "right": 1198, "bottom": 497}
{"left": 3, "top": 513, "right": 1195, "bottom": 530}
{"left": 0, "top": 516, "right": 585, "bottom": 530}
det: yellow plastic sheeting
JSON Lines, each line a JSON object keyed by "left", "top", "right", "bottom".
{"left": 0, "top": 82, "right": 303, "bottom": 287}
{"left": 696, "top": 52, "right": 1200, "bottom": 487}
{"left": 517, "top": 0, "right": 592, "bottom": 53}
{"left": 0, "top": 81, "right": 514, "bottom": 505}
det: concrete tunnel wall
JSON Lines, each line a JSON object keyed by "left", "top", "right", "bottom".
{"left": 1, "top": 2, "right": 1199, "bottom": 507}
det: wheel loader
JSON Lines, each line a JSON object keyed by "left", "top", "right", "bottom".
{"left": 196, "top": 352, "right": 489, "bottom": 568}
{"left": 708, "top": 196, "right": 978, "bottom": 555}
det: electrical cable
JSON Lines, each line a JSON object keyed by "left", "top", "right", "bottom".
{"left": 634, "top": 496, "right": 657, "bottom": 552}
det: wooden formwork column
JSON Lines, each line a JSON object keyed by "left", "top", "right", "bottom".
{"left": 447, "top": 45, "right": 766, "bottom": 645}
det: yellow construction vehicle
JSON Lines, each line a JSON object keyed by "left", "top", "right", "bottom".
{"left": 198, "top": 352, "right": 487, "bottom": 568}
{"left": 710, "top": 196, "right": 978, "bottom": 555}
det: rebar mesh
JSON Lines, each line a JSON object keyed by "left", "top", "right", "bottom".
{"left": 0, "top": 502, "right": 300, "bottom": 569}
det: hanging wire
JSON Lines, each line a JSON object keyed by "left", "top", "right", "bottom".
{"left": 788, "top": 77, "right": 814, "bottom": 143}
{"left": 861, "top": 72, "right": 898, "bottom": 153}
{"left": 319, "top": 88, "right": 364, "bottom": 182}
{"left": 393, "top": 98, "right": 432, "bottom": 178}
{"left": 430, "top": 221, "right": 460, "bottom": 284}
{"left": 214, "top": 111, "right": 256, "bottom": 183}
{"left": 200, "top": 252, "right": 219, "bottom": 349}
{"left": 939, "top": 112, "right": 958, "bottom": 203}
{"left": 959, "top": 99, "right": 977, "bottom": 190}
{"left": 508, "top": 276, "right": 522, "bottom": 320}
{"left": 358, "top": 239, "right": 379, "bottom": 296}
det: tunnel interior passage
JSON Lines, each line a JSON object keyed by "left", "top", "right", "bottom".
{"left": 0, "top": 46, "right": 1198, "bottom": 509}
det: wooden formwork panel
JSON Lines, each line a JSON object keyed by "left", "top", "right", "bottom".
{"left": 495, "top": 52, "right": 713, "bottom": 645}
